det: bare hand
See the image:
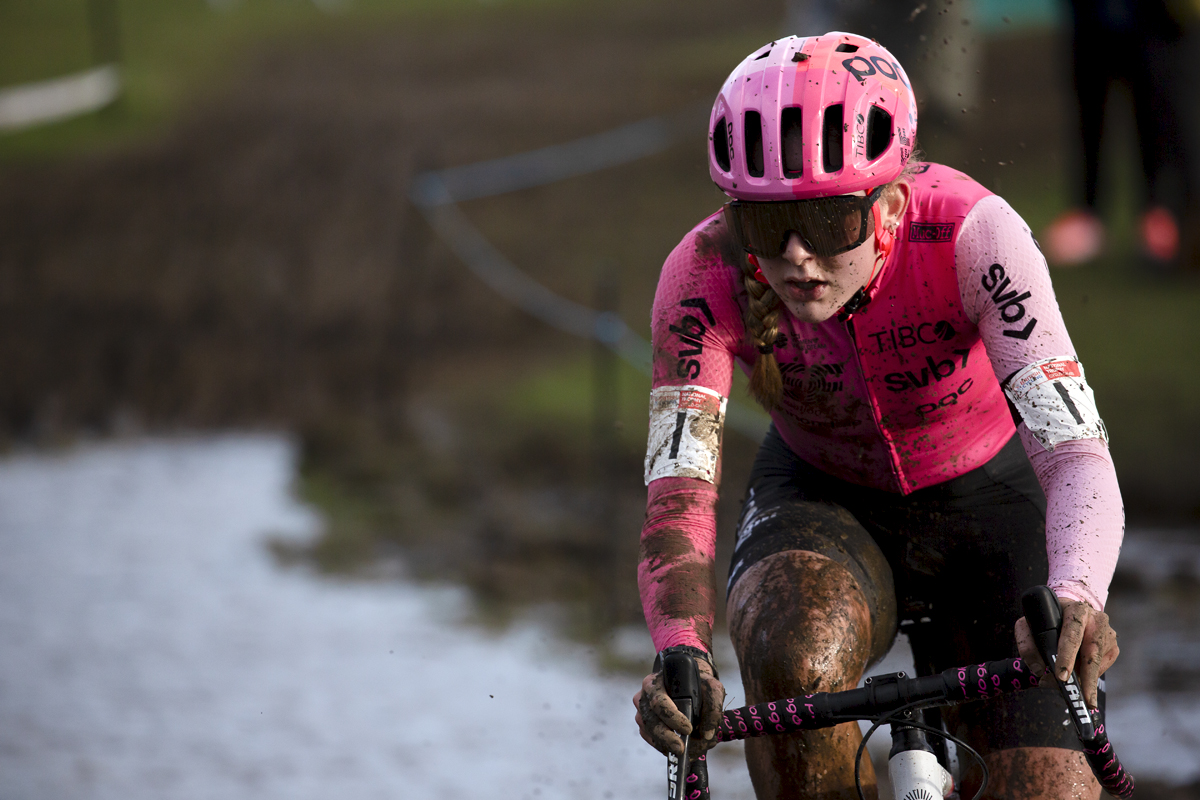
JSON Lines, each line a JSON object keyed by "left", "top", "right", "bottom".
{"left": 632, "top": 659, "right": 725, "bottom": 758}
{"left": 1015, "top": 598, "right": 1119, "bottom": 709}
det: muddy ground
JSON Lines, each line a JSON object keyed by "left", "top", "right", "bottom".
{"left": 1, "top": 0, "right": 1193, "bottom": 611}
{"left": 2, "top": 9, "right": 1199, "bottom": 793}
{"left": 3, "top": 2, "right": 1200, "bottom": 794}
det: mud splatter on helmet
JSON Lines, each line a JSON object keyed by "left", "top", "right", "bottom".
{"left": 709, "top": 32, "right": 917, "bottom": 200}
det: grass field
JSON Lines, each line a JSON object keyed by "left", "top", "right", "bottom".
{"left": 0, "top": 0, "right": 577, "bottom": 161}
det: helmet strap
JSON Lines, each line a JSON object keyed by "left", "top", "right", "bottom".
{"left": 839, "top": 196, "right": 894, "bottom": 321}
{"left": 872, "top": 201, "right": 896, "bottom": 260}
{"left": 747, "top": 253, "right": 771, "bottom": 285}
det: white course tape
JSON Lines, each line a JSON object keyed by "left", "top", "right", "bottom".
{"left": 408, "top": 110, "right": 771, "bottom": 442}
{"left": 1005, "top": 356, "right": 1108, "bottom": 451}
{"left": 644, "top": 385, "right": 727, "bottom": 484}
{"left": 0, "top": 65, "right": 120, "bottom": 132}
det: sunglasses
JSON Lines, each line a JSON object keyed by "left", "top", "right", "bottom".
{"left": 724, "top": 185, "right": 885, "bottom": 258}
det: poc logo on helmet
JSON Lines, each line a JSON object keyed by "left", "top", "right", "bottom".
{"left": 842, "top": 55, "right": 906, "bottom": 86}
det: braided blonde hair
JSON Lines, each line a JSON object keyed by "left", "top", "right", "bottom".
{"left": 696, "top": 216, "right": 786, "bottom": 411}
{"left": 739, "top": 260, "right": 785, "bottom": 411}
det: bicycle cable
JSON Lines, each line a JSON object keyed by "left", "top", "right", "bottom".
{"left": 851, "top": 699, "right": 991, "bottom": 800}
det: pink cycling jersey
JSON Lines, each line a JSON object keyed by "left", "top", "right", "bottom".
{"left": 639, "top": 164, "right": 1123, "bottom": 653}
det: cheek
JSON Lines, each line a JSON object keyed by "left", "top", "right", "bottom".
{"left": 836, "top": 249, "right": 876, "bottom": 283}
{"left": 757, "top": 261, "right": 789, "bottom": 288}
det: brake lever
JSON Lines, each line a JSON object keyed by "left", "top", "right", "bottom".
{"left": 1021, "top": 585, "right": 1096, "bottom": 741}
{"left": 662, "top": 651, "right": 702, "bottom": 800}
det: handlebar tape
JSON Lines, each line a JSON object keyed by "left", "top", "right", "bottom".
{"left": 708, "top": 587, "right": 1134, "bottom": 798}
{"left": 1021, "top": 586, "right": 1134, "bottom": 798}
{"left": 1080, "top": 720, "right": 1134, "bottom": 798}
{"left": 715, "top": 657, "right": 1039, "bottom": 743}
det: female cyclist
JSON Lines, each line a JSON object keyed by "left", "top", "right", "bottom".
{"left": 632, "top": 33, "right": 1122, "bottom": 800}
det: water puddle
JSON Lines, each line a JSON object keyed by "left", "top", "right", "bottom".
{"left": 0, "top": 436, "right": 754, "bottom": 799}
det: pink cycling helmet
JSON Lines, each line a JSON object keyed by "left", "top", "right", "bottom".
{"left": 709, "top": 32, "right": 917, "bottom": 201}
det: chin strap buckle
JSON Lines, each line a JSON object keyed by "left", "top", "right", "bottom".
{"left": 837, "top": 287, "right": 871, "bottom": 322}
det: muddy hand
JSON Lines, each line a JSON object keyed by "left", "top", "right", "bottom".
{"left": 633, "top": 659, "right": 725, "bottom": 758}
{"left": 1016, "top": 598, "right": 1119, "bottom": 709}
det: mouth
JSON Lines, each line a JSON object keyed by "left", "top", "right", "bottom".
{"left": 783, "top": 278, "right": 828, "bottom": 302}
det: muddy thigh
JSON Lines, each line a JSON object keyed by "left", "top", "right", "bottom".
{"left": 962, "top": 747, "right": 1100, "bottom": 800}
{"left": 727, "top": 550, "right": 877, "bottom": 800}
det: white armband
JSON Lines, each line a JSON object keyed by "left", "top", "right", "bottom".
{"left": 1004, "top": 357, "right": 1108, "bottom": 452}
{"left": 644, "top": 385, "right": 727, "bottom": 485}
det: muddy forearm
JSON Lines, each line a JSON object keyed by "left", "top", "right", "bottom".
{"left": 638, "top": 476, "right": 720, "bottom": 652}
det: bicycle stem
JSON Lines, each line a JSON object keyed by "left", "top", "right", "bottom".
{"left": 889, "top": 713, "right": 953, "bottom": 800}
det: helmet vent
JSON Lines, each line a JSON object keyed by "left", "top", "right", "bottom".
{"left": 822, "top": 104, "right": 844, "bottom": 173}
{"left": 781, "top": 107, "right": 803, "bottom": 178}
{"left": 866, "top": 106, "right": 892, "bottom": 160}
{"left": 713, "top": 116, "right": 731, "bottom": 172}
{"left": 745, "top": 111, "right": 765, "bottom": 177}
{"left": 835, "top": 43, "right": 859, "bottom": 53}
{"left": 754, "top": 48, "right": 773, "bottom": 61}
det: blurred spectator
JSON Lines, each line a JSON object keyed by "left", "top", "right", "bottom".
{"left": 1043, "top": 0, "right": 1199, "bottom": 269}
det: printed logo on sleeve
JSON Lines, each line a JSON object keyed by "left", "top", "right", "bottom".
{"left": 671, "top": 297, "right": 716, "bottom": 381}
{"left": 981, "top": 262, "right": 1038, "bottom": 341}
{"left": 644, "top": 385, "right": 728, "bottom": 485}
{"left": 908, "top": 222, "right": 955, "bottom": 243}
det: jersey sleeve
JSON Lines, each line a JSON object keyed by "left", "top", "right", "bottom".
{"left": 644, "top": 217, "right": 746, "bottom": 486}
{"left": 639, "top": 216, "right": 747, "bottom": 652}
{"left": 956, "top": 195, "right": 1123, "bottom": 610}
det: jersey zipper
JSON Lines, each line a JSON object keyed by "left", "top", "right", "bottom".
{"left": 844, "top": 315, "right": 908, "bottom": 493}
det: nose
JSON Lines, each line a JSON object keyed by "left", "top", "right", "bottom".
{"left": 781, "top": 232, "right": 816, "bottom": 264}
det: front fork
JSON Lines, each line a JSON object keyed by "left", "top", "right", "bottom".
{"left": 888, "top": 711, "right": 954, "bottom": 800}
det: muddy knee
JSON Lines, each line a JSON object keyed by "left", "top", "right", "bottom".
{"left": 729, "top": 550, "right": 873, "bottom": 699}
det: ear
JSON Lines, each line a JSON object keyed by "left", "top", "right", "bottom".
{"left": 879, "top": 180, "right": 911, "bottom": 232}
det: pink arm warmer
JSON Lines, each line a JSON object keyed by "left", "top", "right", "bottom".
{"left": 956, "top": 195, "right": 1124, "bottom": 610}
{"left": 638, "top": 476, "right": 720, "bottom": 652}
{"left": 639, "top": 219, "right": 741, "bottom": 652}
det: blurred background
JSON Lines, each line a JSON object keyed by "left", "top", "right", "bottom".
{"left": 1, "top": 0, "right": 1199, "bottom": 797}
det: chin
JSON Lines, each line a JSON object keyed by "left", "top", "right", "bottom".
{"left": 785, "top": 301, "right": 836, "bottom": 324}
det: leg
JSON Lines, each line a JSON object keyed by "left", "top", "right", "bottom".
{"left": 963, "top": 748, "right": 1099, "bottom": 800}
{"left": 728, "top": 550, "right": 877, "bottom": 800}
{"left": 941, "top": 684, "right": 1104, "bottom": 800}
{"left": 889, "top": 435, "right": 1098, "bottom": 800}
{"left": 723, "top": 427, "right": 895, "bottom": 798}
{"left": 1071, "top": 25, "right": 1112, "bottom": 211}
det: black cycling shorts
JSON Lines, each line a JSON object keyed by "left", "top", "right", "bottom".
{"left": 727, "top": 426, "right": 1099, "bottom": 754}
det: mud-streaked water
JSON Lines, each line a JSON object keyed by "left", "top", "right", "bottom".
{"left": 0, "top": 436, "right": 1195, "bottom": 798}
{"left": 0, "top": 436, "right": 756, "bottom": 799}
